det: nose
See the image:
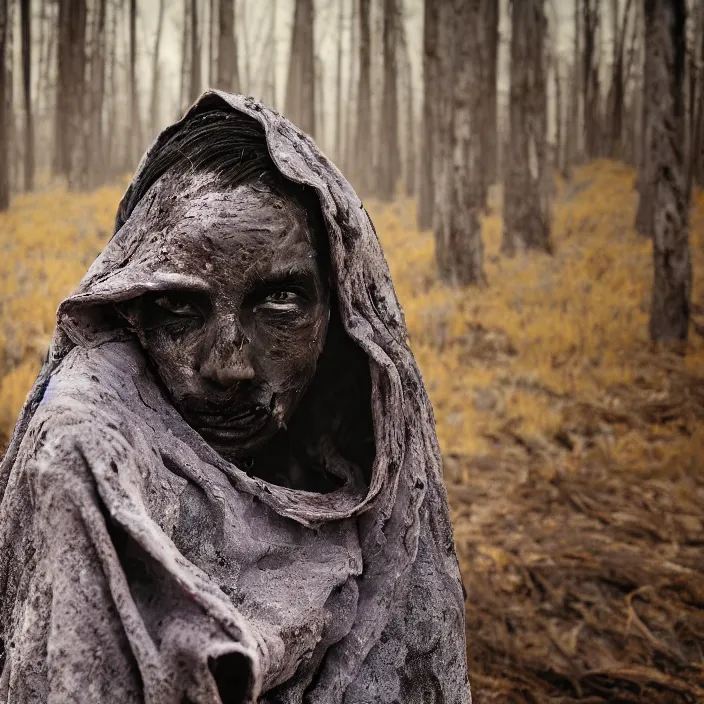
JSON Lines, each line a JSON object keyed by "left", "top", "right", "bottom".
{"left": 199, "top": 320, "right": 255, "bottom": 388}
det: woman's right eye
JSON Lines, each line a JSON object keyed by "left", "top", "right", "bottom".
{"left": 154, "top": 295, "right": 200, "bottom": 318}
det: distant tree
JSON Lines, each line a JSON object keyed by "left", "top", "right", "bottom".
{"left": 582, "top": 0, "right": 601, "bottom": 159}
{"left": 433, "top": 0, "right": 484, "bottom": 285}
{"left": 285, "top": 0, "right": 316, "bottom": 137}
{"left": 643, "top": 0, "right": 691, "bottom": 342}
{"left": 217, "top": 0, "right": 240, "bottom": 92}
{"left": 53, "top": 0, "right": 87, "bottom": 188}
{"left": 0, "top": 0, "right": 8, "bottom": 210}
{"left": 447, "top": 0, "right": 484, "bottom": 284}
{"left": 354, "top": 0, "right": 372, "bottom": 193}
{"left": 127, "top": 0, "right": 142, "bottom": 168}
{"left": 20, "top": 0, "right": 33, "bottom": 192}
{"left": 417, "top": 0, "right": 438, "bottom": 230}
{"left": 502, "top": 0, "right": 552, "bottom": 256}
{"left": 479, "top": 0, "right": 499, "bottom": 203}
{"left": 377, "top": 0, "right": 400, "bottom": 200}
{"left": 189, "top": 0, "right": 201, "bottom": 104}
{"left": 149, "top": 0, "right": 166, "bottom": 137}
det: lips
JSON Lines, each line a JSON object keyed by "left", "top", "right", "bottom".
{"left": 184, "top": 404, "right": 271, "bottom": 442}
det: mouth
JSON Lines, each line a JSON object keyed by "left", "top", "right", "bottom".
{"left": 185, "top": 404, "right": 271, "bottom": 442}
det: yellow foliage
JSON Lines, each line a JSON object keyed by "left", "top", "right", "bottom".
{"left": 1, "top": 161, "right": 703, "bottom": 475}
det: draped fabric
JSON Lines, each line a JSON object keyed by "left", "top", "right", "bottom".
{"left": 0, "top": 92, "right": 469, "bottom": 704}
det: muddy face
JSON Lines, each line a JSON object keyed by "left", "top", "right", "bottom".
{"left": 122, "top": 179, "right": 330, "bottom": 462}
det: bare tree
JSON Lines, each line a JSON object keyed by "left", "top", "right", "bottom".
{"left": 0, "top": 0, "right": 8, "bottom": 209}
{"left": 446, "top": 0, "right": 484, "bottom": 284}
{"left": 189, "top": 0, "right": 202, "bottom": 104}
{"left": 417, "top": 0, "right": 438, "bottom": 229}
{"left": 642, "top": 0, "right": 691, "bottom": 342}
{"left": 20, "top": 0, "right": 33, "bottom": 191}
{"left": 502, "top": 0, "right": 552, "bottom": 256}
{"left": 479, "top": 0, "right": 499, "bottom": 202}
{"left": 398, "top": 2, "right": 415, "bottom": 197}
{"left": 53, "top": 0, "right": 87, "bottom": 187}
{"left": 285, "top": 0, "right": 316, "bottom": 137}
{"left": 354, "top": 0, "right": 372, "bottom": 193}
{"left": 149, "top": 0, "right": 166, "bottom": 137}
{"left": 582, "top": 0, "right": 601, "bottom": 159}
{"left": 217, "top": 0, "right": 239, "bottom": 92}
{"left": 335, "top": 0, "right": 344, "bottom": 162}
{"left": 377, "top": 0, "right": 400, "bottom": 200}
{"left": 127, "top": 0, "right": 142, "bottom": 167}
{"left": 432, "top": 0, "right": 454, "bottom": 278}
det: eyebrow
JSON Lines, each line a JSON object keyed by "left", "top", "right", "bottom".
{"left": 264, "top": 260, "right": 320, "bottom": 283}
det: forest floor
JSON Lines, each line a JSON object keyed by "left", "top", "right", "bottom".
{"left": 1, "top": 161, "right": 704, "bottom": 702}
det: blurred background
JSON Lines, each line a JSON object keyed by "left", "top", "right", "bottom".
{"left": 0, "top": 0, "right": 703, "bottom": 701}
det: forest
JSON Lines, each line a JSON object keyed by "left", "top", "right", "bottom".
{"left": 1, "top": 0, "right": 704, "bottom": 702}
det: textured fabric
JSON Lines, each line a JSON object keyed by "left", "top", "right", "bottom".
{"left": 0, "top": 92, "right": 469, "bottom": 704}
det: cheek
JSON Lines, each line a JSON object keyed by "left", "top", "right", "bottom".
{"left": 143, "top": 328, "right": 203, "bottom": 391}
{"left": 251, "top": 309, "right": 328, "bottom": 383}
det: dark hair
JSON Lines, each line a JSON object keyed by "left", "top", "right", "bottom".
{"left": 128, "top": 109, "right": 325, "bottom": 242}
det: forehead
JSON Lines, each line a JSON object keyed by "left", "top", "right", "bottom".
{"left": 158, "top": 177, "right": 319, "bottom": 267}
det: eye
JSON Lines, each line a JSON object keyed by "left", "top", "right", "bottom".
{"left": 154, "top": 294, "right": 200, "bottom": 317}
{"left": 266, "top": 290, "right": 299, "bottom": 304}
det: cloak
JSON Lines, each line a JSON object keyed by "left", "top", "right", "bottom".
{"left": 0, "top": 92, "right": 469, "bottom": 704}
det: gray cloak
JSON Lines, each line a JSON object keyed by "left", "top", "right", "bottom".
{"left": 0, "top": 92, "right": 469, "bottom": 704}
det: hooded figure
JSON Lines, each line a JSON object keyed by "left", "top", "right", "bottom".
{"left": 0, "top": 93, "right": 469, "bottom": 704}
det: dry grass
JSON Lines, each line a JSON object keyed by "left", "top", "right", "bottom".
{"left": 1, "top": 161, "right": 703, "bottom": 701}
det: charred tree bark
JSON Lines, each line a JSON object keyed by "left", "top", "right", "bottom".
{"left": 502, "top": 0, "right": 552, "bottom": 256}
{"left": 20, "top": 0, "right": 33, "bottom": 191}
{"left": 0, "top": 0, "right": 8, "bottom": 210}
{"left": 285, "top": 0, "right": 316, "bottom": 137}
{"left": 354, "top": 0, "right": 372, "bottom": 193}
{"left": 417, "top": 0, "right": 438, "bottom": 230}
{"left": 644, "top": 0, "right": 691, "bottom": 343}
{"left": 217, "top": 0, "right": 239, "bottom": 92}
{"left": 378, "top": 0, "right": 400, "bottom": 200}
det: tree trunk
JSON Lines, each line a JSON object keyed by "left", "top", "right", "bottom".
{"left": 127, "top": 0, "right": 141, "bottom": 168}
{"left": 378, "top": 0, "right": 400, "bottom": 200}
{"left": 354, "top": 0, "right": 372, "bottom": 193}
{"left": 149, "top": 0, "right": 165, "bottom": 136}
{"left": 446, "top": 0, "right": 484, "bottom": 285}
{"left": 344, "top": 0, "right": 358, "bottom": 176}
{"left": 398, "top": 6, "right": 415, "bottom": 198}
{"left": 582, "top": 0, "right": 601, "bottom": 159}
{"left": 432, "top": 0, "right": 454, "bottom": 278}
{"left": 189, "top": 0, "right": 201, "bottom": 104}
{"left": 335, "top": 0, "right": 344, "bottom": 162}
{"left": 217, "top": 0, "right": 239, "bottom": 92}
{"left": 502, "top": 0, "right": 552, "bottom": 256}
{"left": 53, "top": 0, "right": 87, "bottom": 188}
{"left": 285, "top": 0, "right": 315, "bottom": 137}
{"left": 417, "top": 0, "right": 438, "bottom": 230}
{"left": 479, "top": 0, "right": 498, "bottom": 200}
{"left": 644, "top": 0, "right": 690, "bottom": 343}
{"left": 20, "top": 0, "right": 33, "bottom": 191}
{"left": 0, "top": 0, "right": 9, "bottom": 210}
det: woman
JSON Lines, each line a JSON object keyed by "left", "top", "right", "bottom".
{"left": 0, "top": 92, "right": 468, "bottom": 704}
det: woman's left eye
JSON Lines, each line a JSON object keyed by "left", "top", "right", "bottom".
{"left": 266, "top": 290, "right": 298, "bottom": 304}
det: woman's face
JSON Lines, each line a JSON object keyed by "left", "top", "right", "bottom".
{"left": 125, "top": 180, "right": 330, "bottom": 461}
